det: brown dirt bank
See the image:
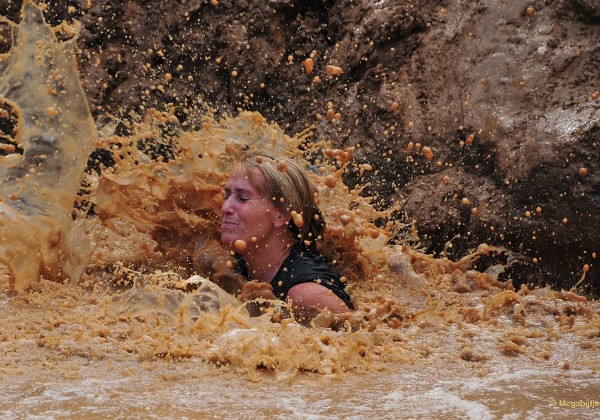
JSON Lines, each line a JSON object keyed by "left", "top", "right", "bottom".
{"left": 1, "top": 0, "right": 598, "bottom": 295}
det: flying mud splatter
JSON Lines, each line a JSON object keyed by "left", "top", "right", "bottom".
{"left": 0, "top": 1, "right": 96, "bottom": 290}
{"left": 0, "top": 3, "right": 599, "bottom": 417}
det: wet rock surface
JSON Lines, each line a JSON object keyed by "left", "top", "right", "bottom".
{"left": 1, "top": 0, "right": 598, "bottom": 294}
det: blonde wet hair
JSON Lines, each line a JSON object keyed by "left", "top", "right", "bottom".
{"left": 233, "top": 150, "right": 325, "bottom": 253}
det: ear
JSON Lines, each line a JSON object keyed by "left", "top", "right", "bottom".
{"left": 273, "top": 211, "right": 290, "bottom": 228}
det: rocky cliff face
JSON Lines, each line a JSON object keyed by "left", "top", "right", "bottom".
{"left": 1, "top": 0, "right": 598, "bottom": 294}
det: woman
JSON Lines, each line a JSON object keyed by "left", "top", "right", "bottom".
{"left": 220, "top": 150, "right": 353, "bottom": 320}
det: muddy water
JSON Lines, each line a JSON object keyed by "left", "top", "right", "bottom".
{"left": 1, "top": 280, "right": 598, "bottom": 418}
{"left": 0, "top": 2, "right": 599, "bottom": 418}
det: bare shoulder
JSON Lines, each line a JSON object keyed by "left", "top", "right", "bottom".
{"left": 287, "top": 282, "right": 351, "bottom": 314}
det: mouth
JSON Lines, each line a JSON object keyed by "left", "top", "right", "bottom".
{"left": 221, "top": 220, "right": 238, "bottom": 229}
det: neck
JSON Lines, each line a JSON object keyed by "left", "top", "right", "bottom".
{"left": 242, "top": 234, "right": 294, "bottom": 283}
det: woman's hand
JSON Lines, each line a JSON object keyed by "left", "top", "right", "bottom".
{"left": 212, "top": 271, "right": 246, "bottom": 295}
{"left": 239, "top": 280, "right": 277, "bottom": 302}
{"left": 239, "top": 280, "right": 278, "bottom": 317}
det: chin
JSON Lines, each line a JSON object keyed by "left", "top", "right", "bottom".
{"left": 220, "top": 232, "right": 236, "bottom": 247}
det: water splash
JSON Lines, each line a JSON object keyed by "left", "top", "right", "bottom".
{"left": 0, "top": 1, "right": 97, "bottom": 289}
{"left": 0, "top": 6, "right": 598, "bottom": 414}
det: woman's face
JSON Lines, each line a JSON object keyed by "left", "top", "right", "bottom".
{"left": 221, "top": 169, "right": 282, "bottom": 252}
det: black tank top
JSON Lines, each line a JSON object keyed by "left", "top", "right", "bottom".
{"left": 236, "top": 246, "right": 354, "bottom": 310}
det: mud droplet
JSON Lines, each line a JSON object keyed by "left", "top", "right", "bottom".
{"left": 578, "top": 167, "right": 588, "bottom": 176}
{"left": 231, "top": 70, "right": 238, "bottom": 77}
{"left": 359, "top": 163, "right": 373, "bottom": 177}
{"left": 304, "top": 58, "right": 314, "bottom": 74}
{"left": 3, "top": 154, "right": 21, "bottom": 167}
{"left": 325, "top": 175, "right": 337, "bottom": 189}
{"left": 422, "top": 146, "right": 433, "bottom": 160}
{"left": 326, "top": 65, "right": 343, "bottom": 76}
{"left": 442, "top": 175, "right": 450, "bottom": 184}
{"left": 234, "top": 239, "right": 247, "bottom": 251}
{"left": 562, "top": 218, "right": 568, "bottom": 225}
{"left": 461, "top": 197, "right": 470, "bottom": 206}
{"left": 45, "top": 107, "right": 58, "bottom": 116}
{"left": 340, "top": 214, "right": 352, "bottom": 226}
{"left": 291, "top": 211, "right": 304, "bottom": 228}
{"left": 526, "top": 6, "right": 535, "bottom": 15}
{"left": 276, "top": 161, "right": 288, "bottom": 172}
{"left": 390, "top": 102, "right": 398, "bottom": 111}
{"left": 0, "top": 144, "right": 16, "bottom": 153}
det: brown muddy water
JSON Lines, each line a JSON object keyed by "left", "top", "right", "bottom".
{"left": 0, "top": 2, "right": 598, "bottom": 418}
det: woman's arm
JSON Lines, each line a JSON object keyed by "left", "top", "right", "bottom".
{"left": 287, "top": 282, "right": 351, "bottom": 315}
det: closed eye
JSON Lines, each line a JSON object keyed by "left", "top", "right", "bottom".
{"left": 224, "top": 188, "right": 251, "bottom": 203}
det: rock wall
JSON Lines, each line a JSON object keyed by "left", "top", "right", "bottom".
{"left": 1, "top": 0, "right": 598, "bottom": 294}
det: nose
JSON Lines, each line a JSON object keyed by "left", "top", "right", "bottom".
{"left": 221, "top": 195, "right": 234, "bottom": 216}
